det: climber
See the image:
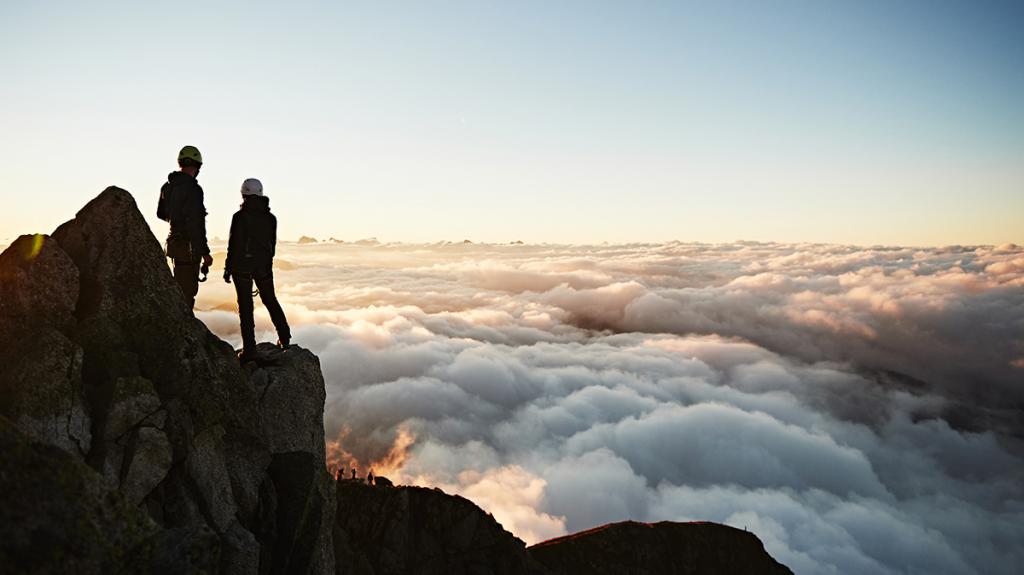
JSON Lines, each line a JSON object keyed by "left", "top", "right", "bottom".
{"left": 224, "top": 178, "right": 291, "bottom": 363}
{"left": 157, "top": 145, "right": 212, "bottom": 309}
{"left": 367, "top": 470, "right": 375, "bottom": 485}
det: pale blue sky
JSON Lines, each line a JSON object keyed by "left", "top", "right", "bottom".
{"left": 2, "top": 1, "right": 1022, "bottom": 245}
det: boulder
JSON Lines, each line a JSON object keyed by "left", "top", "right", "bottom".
{"left": 249, "top": 343, "right": 327, "bottom": 464}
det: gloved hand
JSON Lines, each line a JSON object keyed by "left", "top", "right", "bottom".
{"left": 223, "top": 271, "right": 231, "bottom": 284}
{"left": 202, "top": 253, "right": 214, "bottom": 267}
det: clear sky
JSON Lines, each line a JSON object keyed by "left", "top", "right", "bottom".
{"left": 2, "top": 1, "right": 1022, "bottom": 246}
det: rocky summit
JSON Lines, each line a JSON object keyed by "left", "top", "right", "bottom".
{"left": 1, "top": 187, "right": 333, "bottom": 574}
{"left": 0, "top": 187, "right": 792, "bottom": 574}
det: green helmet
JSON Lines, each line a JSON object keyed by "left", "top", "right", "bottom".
{"left": 177, "top": 145, "right": 203, "bottom": 165}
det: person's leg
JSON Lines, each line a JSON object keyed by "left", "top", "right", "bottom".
{"left": 173, "top": 258, "right": 200, "bottom": 309}
{"left": 233, "top": 273, "right": 257, "bottom": 353}
{"left": 255, "top": 273, "right": 291, "bottom": 345}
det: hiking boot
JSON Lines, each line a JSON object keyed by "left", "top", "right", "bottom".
{"left": 277, "top": 337, "right": 290, "bottom": 350}
{"left": 238, "top": 348, "right": 258, "bottom": 364}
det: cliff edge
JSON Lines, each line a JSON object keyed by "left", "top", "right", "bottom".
{"left": 0, "top": 187, "right": 334, "bottom": 574}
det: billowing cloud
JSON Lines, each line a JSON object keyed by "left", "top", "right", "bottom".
{"left": 199, "top": 240, "right": 1024, "bottom": 575}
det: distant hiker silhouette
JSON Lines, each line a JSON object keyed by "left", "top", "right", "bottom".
{"left": 224, "top": 178, "right": 291, "bottom": 364}
{"left": 158, "top": 145, "right": 212, "bottom": 309}
{"left": 368, "top": 470, "right": 375, "bottom": 485}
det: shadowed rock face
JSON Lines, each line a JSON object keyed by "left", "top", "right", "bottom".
{"left": 0, "top": 417, "right": 164, "bottom": 574}
{"left": 528, "top": 521, "right": 794, "bottom": 575}
{"left": 0, "top": 234, "right": 88, "bottom": 456}
{"left": 0, "top": 187, "right": 334, "bottom": 574}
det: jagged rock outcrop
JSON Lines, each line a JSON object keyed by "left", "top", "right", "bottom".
{"left": 0, "top": 187, "right": 335, "bottom": 574}
{"left": 528, "top": 521, "right": 794, "bottom": 575}
{"left": 332, "top": 482, "right": 549, "bottom": 575}
{"left": 248, "top": 342, "right": 336, "bottom": 574}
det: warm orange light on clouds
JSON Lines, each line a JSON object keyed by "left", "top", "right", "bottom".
{"left": 327, "top": 425, "right": 416, "bottom": 480}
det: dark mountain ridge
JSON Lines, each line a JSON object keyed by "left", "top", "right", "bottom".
{"left": 529, "top": 520, "right": 792, "bottom": 575}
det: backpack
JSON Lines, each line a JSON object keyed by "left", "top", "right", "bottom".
{"left": 158, "top": 181, "right": 185, "bottom": 224}
{"left": 158, "top": 181, "right": 195, "bottom": 260}
{"left": 238, "top": 210, "right": 275, "bottom": 271}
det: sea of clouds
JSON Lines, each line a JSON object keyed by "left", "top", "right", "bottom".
{"left": 197, "top": 240, "right": 1024, "bottom": 575}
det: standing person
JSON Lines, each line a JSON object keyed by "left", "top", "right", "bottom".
{"left": 224, "top": 178, "right": 291, "bottom": 363}
{"left": 157, "top": 145, "right": 212, "bottom": 309}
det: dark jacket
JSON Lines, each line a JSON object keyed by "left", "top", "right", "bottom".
{"left": 157, "top": 171, "right": 210, "bottom": 257}
{"left": 225, "top": 195, "right": 277, "bottom": 276}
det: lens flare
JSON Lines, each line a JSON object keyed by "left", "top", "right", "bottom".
{"left": 22, "top": 234, "right": 45, "bottom": 262}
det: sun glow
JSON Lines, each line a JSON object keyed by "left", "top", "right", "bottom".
{"left": 326, "top": 425, "right": 416, "bottom": 480}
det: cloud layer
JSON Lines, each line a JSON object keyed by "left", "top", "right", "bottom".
{"left": 199, "top": 240, "right": 1024, "bottom": 575}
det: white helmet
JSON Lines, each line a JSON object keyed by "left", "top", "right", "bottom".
{"left": 241, "top": 178, "right": 264, "bottom": 196}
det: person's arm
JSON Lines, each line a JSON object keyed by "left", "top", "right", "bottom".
{"left": 157, "top": 182, "right": 170, "bottom": 222}
{"left": 187, "top": 183, "right": 211, "bottom": 257}
{"left": 270, "top": 213, "right": 277, "bottom": 260}
{"left": 224, "top": 212, "right": 240, "bottom": 282}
